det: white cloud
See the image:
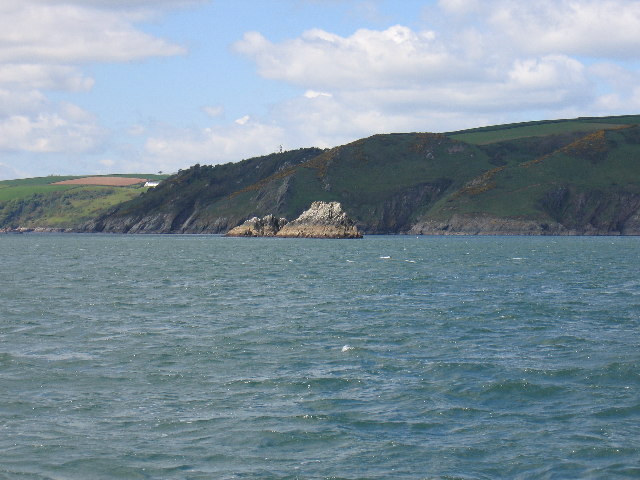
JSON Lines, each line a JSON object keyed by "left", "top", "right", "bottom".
{"left": 0, "top": 89, "right": 48, "bottom": 117}
{"left": 304, "top": 90, "right": 332, "bottom": 99}
{"left": 144, "top": 121, "right": 286, "bottom": 168}
{"left": 235, "top": 23, "right": 594, "bottom": 117}
{"left": 0, "top": 2, "right": 185, "bottom": 63}
{"left": 0, "top": 65, "right": 94, "bottom": 92}
{"left": 133, "top": 0, "right": 640, "bottom": 176}
{"left": 234, "top": 25, "right": 459, "bottom": 90}
{"left": 0, "top": 104, "right": 104, "bottom": 153}
{"left": 487, "top": 0, "right": 640, "bottom": 59}
{"left": 507, "top": 55, "right": 587, "bottom": 90}
{"left": 234, "top": 115, "right": 251, "bottom": 125}
{"left": 5, "top": 0, "right": 640, "bottom": 181}
{"left": 0, "top": 0, "right": 188, "bottom": 170}
{"left": 141, "top": 1, "right": 640, "bottom": 172}
{"left": 592, "top": 84, "right": 640, "bottom": 112}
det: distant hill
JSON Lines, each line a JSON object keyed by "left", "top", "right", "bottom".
{"left": 77, "top": 114, "right": 640, "bottom": 235}
{"left": 4, "top": 114, "right": 640, "bottom": 235}
{"left": 0, "top": 174, "right": 167, "bottom": 231}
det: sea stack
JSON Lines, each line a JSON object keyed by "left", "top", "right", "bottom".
{"left": 276, "top": 201, "right": 362, "bottom": 238}
{"left": 225, "top": 201, "right": 362, "bottom": 238}
{"left": 225, "top": 214, "right": 288, "bottom": 237}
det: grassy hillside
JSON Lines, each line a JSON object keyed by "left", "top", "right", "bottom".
{"left": 5, "top": 114, "right": 640, "bottom": 235}
{"left": 0, "top": 174, "right": 167, "bottom": 230}
{"left": 448, "top": 114, "right": 640, "bottom": 144}
{"left": 85, "top": 114, "right": 640, "bottom": 235}
{"left": 83, "top": 149, "right": 324, "bottom": 233}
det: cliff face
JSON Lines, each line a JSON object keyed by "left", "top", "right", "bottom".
{"left": 226, "top": 202, "right": 363, "bottom": 238}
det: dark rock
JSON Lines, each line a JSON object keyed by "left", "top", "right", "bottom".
{"left": 226, "top": 214, "right": 288, "bottom": 237}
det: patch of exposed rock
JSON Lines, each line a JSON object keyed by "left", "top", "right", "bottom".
{"left": 0, "top": 226, "right": 71, "bottom": 234}
{"left": 226, "top": 201, "right": 362, "bottom": 238}
{"left": 408, "top": 214, "right": 609, "bottom": 235}
{"left": 277, "top": 201, "right": 362, "bottom": 238}
{"left": 226, "top": 214, "right": 288, "bottom": 237}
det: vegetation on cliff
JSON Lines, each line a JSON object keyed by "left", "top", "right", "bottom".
{"left": 3, "top": 115, "right": 640, "bottom": 235}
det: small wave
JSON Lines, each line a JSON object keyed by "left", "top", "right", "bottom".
{"left": 341, "top": 345, "right": 353, "bottom": 352}
{"left": 594, "top": 403, "right": 640, "bottom": 419}
{"left": 481, "top": 379, "right": 564, "bottom": 399}
{"left": 13, "top": 351, "right": 94, "bottom": 362}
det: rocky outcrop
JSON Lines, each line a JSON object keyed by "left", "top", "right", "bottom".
{"left": 276, "top": 201, "right": 362, "bottom": 238}
{"left": 408, "top": 212, "right": 640, "bottom": 235}
{"left": 409, "top": 214, "right": 566, "bottom": 235}
{"left": 226, "top": 214, "right": 288, "bottom": 237}
{"left": 0, "top": 226, "right": 71, "bottom": 234}
{"left": 225, "top": 201, "right": 363, "bottom": 238}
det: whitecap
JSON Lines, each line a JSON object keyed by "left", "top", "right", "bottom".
{"left": 341, "top": 345, "right": 353, "bottom": 352}
{"left": 380, "top": 256, "right": 390, "bottom": 259}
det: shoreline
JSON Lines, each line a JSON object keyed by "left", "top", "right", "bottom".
{"left": 3, "top": 226, "right": 639, "bottom": 236}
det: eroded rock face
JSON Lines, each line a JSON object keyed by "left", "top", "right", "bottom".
{"left": 225, "top": 214, "right": 288, "bottom": 237}
{"left": 225, "top": 202, "right": 362, "bottom": 238}
{"left": 276, "top": 201, "right": 362, "bottom": 238}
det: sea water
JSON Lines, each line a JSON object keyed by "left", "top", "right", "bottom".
{"left": 0, "top": 234, "right": 638, "bottom": 479}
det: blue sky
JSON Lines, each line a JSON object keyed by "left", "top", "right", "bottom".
{"left": 2, "top": 0, "right": 640, "bottom": 180}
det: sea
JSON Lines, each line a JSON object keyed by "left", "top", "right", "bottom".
{"left": 1, "top": 234, "right": 639, "bottom": 479}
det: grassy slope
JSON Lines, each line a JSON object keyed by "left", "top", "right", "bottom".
{"left": 450, "top": 121, "right": 615, "bottom": 145}
{"left": 448, "top": 114, "right": 640, "bottom": 144}
{"left": 92, "top": 149, "right": 324, "bottom": 231}
{"left": 229, "top": 119, "right": 640, "bottom": 232}
{"left": 432, "top": 126, "right": 640, "bottom": 225}
{"left": 188, "top": 133, "right": 497, "bottom": 232}
{"left": 0, "top": 174, "right": 167, "bottom": 229}
{"left": 5, "top": 115, "right": 640, "bottom": 233}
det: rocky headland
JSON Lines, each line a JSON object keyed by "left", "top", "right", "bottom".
{"left": 226, "top": 201, "right": 363, "bottom": 238}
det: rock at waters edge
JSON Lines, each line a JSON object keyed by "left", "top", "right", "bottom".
{"left": 276, "top": 201, "right": 362, "bottom": 238}
{"left": 225, "top": 201, "right": 363, "bottom": 238}
{"left": 226, "top": 214, "right": 288, "bottom": 237}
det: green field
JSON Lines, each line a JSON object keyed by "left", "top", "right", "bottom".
{"left": 450, "top": 121, "right": 621, "bottom": 144}
{"left": 448, "top": 114, "right": 640, "bottom": 144}
{"left": 0, "top": 174, "right": 168, "bottom": 229}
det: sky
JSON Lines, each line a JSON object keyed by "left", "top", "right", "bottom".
{"left": 2, "top": 0, "right": 640, "bottom": 180}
